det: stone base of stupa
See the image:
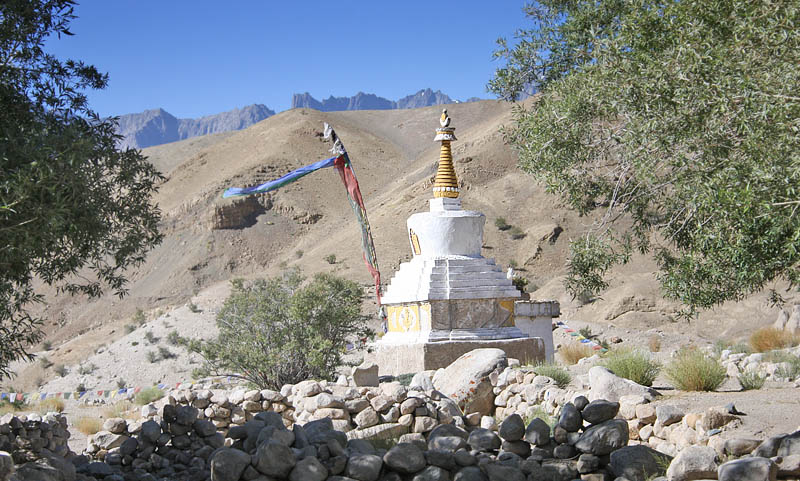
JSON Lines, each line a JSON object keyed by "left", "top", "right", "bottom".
{"left": 369, "top": 333, "right": 545, "bottom": 376}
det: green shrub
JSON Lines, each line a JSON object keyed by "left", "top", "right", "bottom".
{"left": 768, "top": 351, "right": 800, "bottom": 380}
{"left": 166, "top": 330, "right": 181, "bottom": 346}
{"left": 509, "top": 226, "right": 526, "bottom": 240}
{"left": 188, "top": 302, "right": 201, "bottom": 313}
{"left": 38, "top": 356, "right": 52, "bottom": 368}
{"left": 665, "top": 348, "right": 726, "bottom": 391}
{"left": 78, "top": 363, "right": 96, "bottom": 375}
{"left": 133, "top": 308, "right": 146, "bottom": 325}
{"left": 41, "top": 341, "right": 52, "bottom": 351}
{"left": 116, "top": 379, "right": 127, "bottom": 389}
{"left": 295, "top": 249, "right": 304, "bottom": 259}
{"left": 601, "top": 349, "right": 661, "bottom": 387}
{"left": 145, "top": 350, "right": 159, "bottom": 363}
{"left": 508, "top": 259, "right": 519, "bottom": 269}
{"left": 495, "top": 217, "right": 511, "bottom": 231}
{"left": 134, "top": 386, "right": 164, "bottom": 405}
{"left": 192, "top": 270, "right": 372, "bottom": 389}
{"left": 54, "top": 364, "right": 67, "bottom": 377}
{"left": 738, "top": 370, "right": 766, "bottom": 390}
{"left": 144, "top": 331, "right": 158, "bottom": 344}
{"left": 523, "top": 404, "right": 557, "bottom": 429}
{"left": 158, "top": 346, "right": 176, "bottom": 360}
{"left": 531, "top": 363, "right": 571, "bottom": 388}
{"left": 124, "top": 324, "right": 136, "bottom": 334}
{"left": 512, "top": 276, "right": 529, "bottom": 293}
{"left": 324, "top": 254, "right": 337, "bottom": 264}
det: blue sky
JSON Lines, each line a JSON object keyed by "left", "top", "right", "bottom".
{"left": 46, "top": 1, "right": 527, "bottom": 118}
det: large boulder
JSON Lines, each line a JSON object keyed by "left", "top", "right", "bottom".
{"left": 0, "top": 451, "right": 13, "bottom": 481}
{"left": 666, "top": 445, "right": 718, "bottom": 481}
{"left": 574, "top": 419, "right": 629, "bottom": 455}
{"left": 609, "top": 445, "right": 671, "bottom": 481}
{"left": 588, "top": 366, "right": 660, "bottom": 402}
{"left": 718, "top": 458, "right": 777, "bottom": 481}
{"left": 255, "top": 441, "right": 296, "bottom": 478}
{"left": 210, "top": 448, "right": 251, "bottom": 481}
{"left": 384, "top": 443, "right": 426, "bottom": 474}
{"left": 352, "top": 362, "right": 379, "bottom": 387}
{"left": 432, "top": 349, "right": 507, "bottom": 416}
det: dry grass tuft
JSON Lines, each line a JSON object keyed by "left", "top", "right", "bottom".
{"left": 648, "top": 335, "right": 662, "bottom": 352}
{"left": 665, "top": 348, "right": 726, "bottom": 391}
{"left": 103, "top": 400, "right": 137, "bottom": 419}
{"left": 559, "top": 342, "right": 595, "bottom": 365}
{"left": 749, "top": 327, "right": 800, "bottom": 353}
{"left": 36, "top": 398, "right": 65, "bottom": 414}
{"left": 75, "top": 416, "right": 102, "bottom": 435}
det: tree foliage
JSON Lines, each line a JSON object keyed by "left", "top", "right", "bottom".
{"left": 190, "top": 270, "right": 372, "bottom": 390}
{"left": 0, "top": 0, "right": 163, "bottom": 378}
{"left": 490, "top": 0, "right": 800, "bottom": 314}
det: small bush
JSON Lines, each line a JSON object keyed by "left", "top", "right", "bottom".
{"left": 295, "top": 249, "right": 304, "bottom": 259}
{"left": 158, "top": 346, "right": 176, "bottom": 360}
{"left": 531, "top": 363, "right": 572, "bottom": 388}
{"left": 36, "top": 398, "right": 64, "bottom": 414}
{"left": 42, "top": 340, "right": 52, "bottom": 351}
{"left": 559, "top": 342, "right": 594, "bottom": 365}
{"left": 749, "top": 327, "right": 800, "bottom": 353}
{"left": 575, "top": 289, "right": 595, "bottom": 305}
{"left": 523, "top": 404, "right": 557, "bottom": 429}
{"left": 78, "top": 363, "right": 96, "bottom": 375}
{"left": 324, "top": 254, "right": 337, "bottom": 264}
{"left": 167, "top": 330, "right": 181, "bottom": 345}
{"left": 124, "top": 324, "right": 136, "bottom": 334}
{"left": 738, "top": 370, "right": 766, "bottom": 390}
{"left": 665, "top": 348, "right": 726, "bottom": 391}
{"left": 134, "top": 386, "right": 164, "bottom": 405}
{"left": 509, "top": 226, "right": 526, "bottom": 240}
{"left": 133, "top": 308, "right": 146, "bottom": 325}
{"left": 131, "top": 341, "right": 138, "bottom": 346}
{"left": 768, "top": 351, "right": 800, "bottom": 380}
{"left": 188, "top": 302, "right": 201, "bottom": 313}
{"left": 512, "top": 276, "right": 529, "bottom": 293}
{"left": 578, "top": 326, "right": 593, "bottom": 339}
{"left": 38, "top": 356, "right": 52, "bottom": 368}
{"left": 145, "top": 350, "right": 159, "bottom": 363}
{"left": 648, "top": 335, "right": 662, "bottom": 352}
{"left": 116, "top": 379, "right": 127, "bottom": 389}
{"left": 75, "top": 383, "right": 86, "bottom": 393}
{"left": 508, "top": 259, "right": 519, "bottom": 269}
{"left": 194, "top": 270, "right": 371, "bottom": 389}
{"left": 601, "top": 349, "right": 661, "bottom": 386}
{"left": 144, "top": 331, "right": 158, "bottom": 344}
{"left": 75, "top": 417, "right": 102, "bottom": 435}
{"left": 54, "top": 364, "right": 68, "bottom": 377}
{"left": 495, "top": 217, "right": 511, "bottom": 231}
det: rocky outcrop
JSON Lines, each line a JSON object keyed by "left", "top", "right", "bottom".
{"left": 115, "top": 104, "right": 274, "bottom": 149}
{"left": 291, "top": 89, "right": 455, "bottom": 112}
{"left": 209, "top": 196, "right": 269, "bottom": 230}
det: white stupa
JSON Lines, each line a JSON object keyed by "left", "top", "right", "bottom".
{"left": 371, "top": 110, "right": 546, "bottom": 374}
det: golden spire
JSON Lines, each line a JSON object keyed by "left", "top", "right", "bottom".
{"left": 433, "top": 109, "right": 458, "bottom": 198}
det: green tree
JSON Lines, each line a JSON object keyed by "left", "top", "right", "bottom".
{"left": 189, "top": 270, "right": 372, "bottom": 390}
{"left": 0, "top": 1, "right": 163, "bottom": 378}
{"left": 490, "top": 0, "right": 800, "bottom": 315}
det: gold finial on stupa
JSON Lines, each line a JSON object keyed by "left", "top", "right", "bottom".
{"left": 433, "top": 109, "right": 458, "bottom": 198}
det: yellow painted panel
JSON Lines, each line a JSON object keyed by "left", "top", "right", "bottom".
{"left": 499, "top": 299, "right": 515, "bottom": 326}
{"left": 386, "top": 305, "right": 421, "bottom": 332}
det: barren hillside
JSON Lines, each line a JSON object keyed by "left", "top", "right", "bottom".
{"left": 9, "top": 100, "right": 796, "bottom": 391}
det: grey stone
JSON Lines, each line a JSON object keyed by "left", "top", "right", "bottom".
{"left": 665, "top": 445, "right": 718, "bottom": 481}
{"left": 501, "top": 440, "right": 531, "bottom": 458}
{"left": 118, "top": 437, "right": 138, "bottom": 457}
{"left": 467, "top": 428, "right": 501, "bottom": 452}
{"left": 776, "top": 454, "right": 800, "bottom": 477}
{"left": 348, "top": 439, "right": 377, "bottom": 455}
{"left": 454, "top": 466, "right": 489, "bottom": 481}
{"left": 429, "top": 435, "right": 467, "bottom": 452}
{"left": 558, "top": 402, "right": 582, "bottom": 432}
{"left": 724, "top": 438, "right": 762, "bottom": 457}
{"left": 86, "top": 461, "right": 113, "bottom": 476}
{"left": 425, "top": 449, "right": 456, "bottom": 470}
{"left": 384, "top": 443, "right": 425, "bottom": 474}
{"left": 609, "top": 445, "right": 671, "bottom": 481}
{"left": 485, "top": 463, "right": 526, "bottom": 481}
{"left": 194, "top": 419, "right": 217, "bottom": 437}
{"left": 91, "top": 431, "right": 129, "bottom": 450}
{"left": 454, "top": 448, "right": 476, "bottom": 466}
{"left": 412, "top": 465, "right": 450, "bottom": 481}
{"left": 753, "top": 434, "right": 788, "bottom": 458}
{"left": 575, "top": 419, "right": 629, "bottom": 455}
{"left": 354, "top": 408, "right": 380, "bottom": 429}
{"left": 718, "top": 457, "right": 777, "bottom": 481}
{"left": 345, "top": 453, "right": 383, "bottom": 481}
{"left": 353, "top": 363, "right": 379, "bottom": 387}
{"left": 255, "top": 441, "right": 296, "bottom": 478}
{"left": 577, "top": 453, "right": 600, "bottom": 474}
{"left": 409, "top": 372, "right": 435, "bottom": 391}
{"left": 498, "top": 414, "right": 525, "bottom": 441}
{"left": 655, "top": 405, "right": 684, "bottom": 427}
{"left": 102, "top": 418, "right": 127, "bottom": 434}
{"left": 432, "top": 348, "right": 507, "bottom": 416}
{"left": 139, "top": 420, "right": 161, "bottom": 443}
{"left": 210, "top": 448, "right": 250, "bottom": 481}
{"left": 289, "top": 456, "right": 328, "bottom": 481}
{"left": 553, "top": 443, "right": 576, "bottom": 459}
{"left": 175, "top": 405, "right": 198, "bottom": 425}
{"left": 588, "top": 367, "right": 660, "bottom": 402}
{"left": 582, "top": 400, "right": 620, "bottom": 424}
{"left": 429, "top": 423, "right": 468, "bottom": 441}
{"left": 574, "top": 395, "right": 590, "bottom": 411}
{"left": 778, "top": 431, "right": 800, "bottom": 457}
{"left": 529, "top": 459, "right": 579, "bottom": 481}
{"left": 0, "top": 451, "right": 13, "bottom": 481}
{"left": 524, "top": 417, "right": 551, "bottom": 446}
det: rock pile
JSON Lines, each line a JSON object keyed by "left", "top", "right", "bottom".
{"left": 0, "top": 412, "right": 74, "bottom": 481}
{"left": 720, "top": 346, "right": 800, "bottom": 385}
